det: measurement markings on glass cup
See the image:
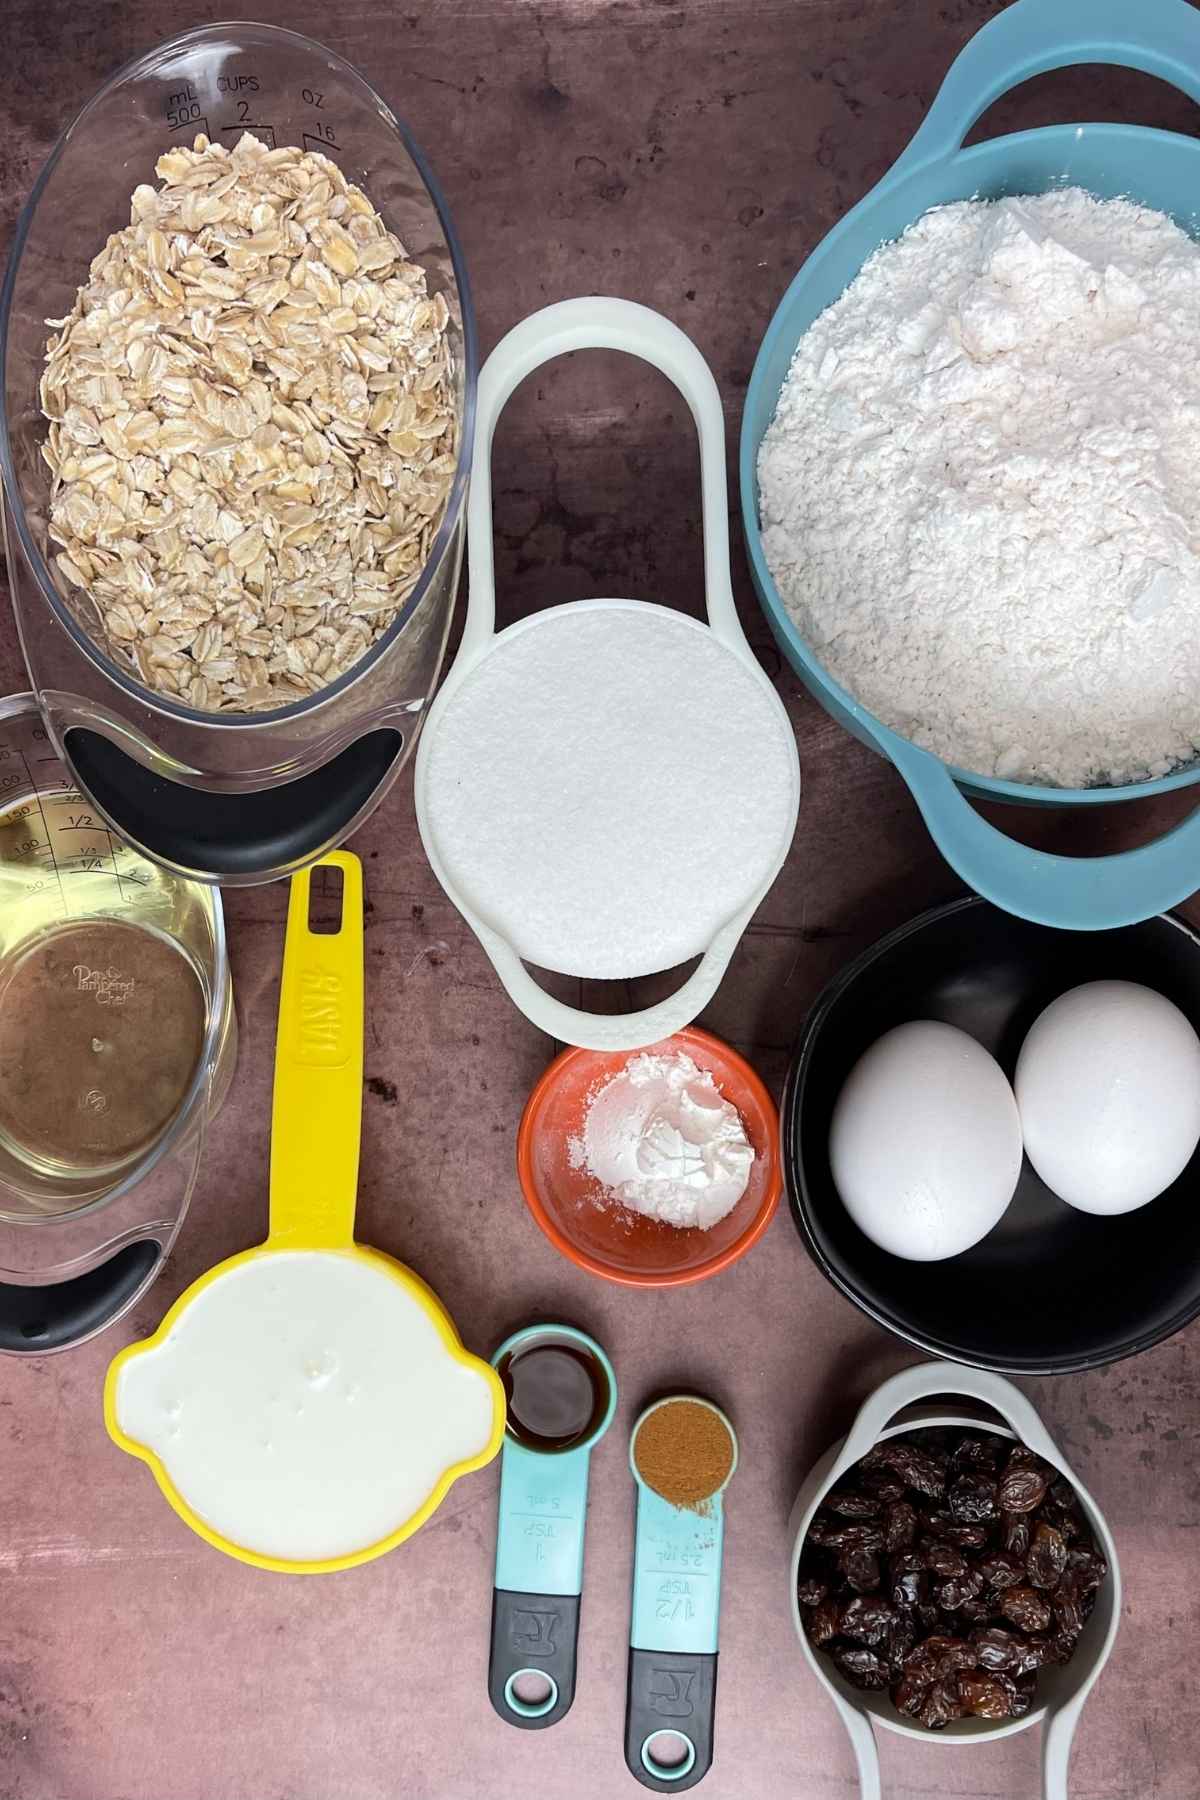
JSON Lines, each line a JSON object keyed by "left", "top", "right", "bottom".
{"left": 9, "top": 778, "right": 141, "bottom": 910}
{"left": 220, "top": 121, "right": 277, "bottom": 147}
{"left": 300, "top": 90, "right": 340, "bottom": 156}
{"left": 218, "top": 90, "right": 276, "bottom": 149}
{"left": 164, "top": 83, "right": 209, "bottom": 138}
{"left": 1, "top": 745, "right": 64, "bottom": 912}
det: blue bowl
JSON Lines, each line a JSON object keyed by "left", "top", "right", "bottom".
{"left": 742, "top": 0, "right": 1200, "bottom": 931}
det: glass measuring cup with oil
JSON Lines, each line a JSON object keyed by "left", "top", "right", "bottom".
{"left": 0, "top": 695, "right": 235, "bottom": 1351}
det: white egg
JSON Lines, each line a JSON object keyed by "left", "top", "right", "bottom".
{"left": 829, "top": 1020, "right": 1023, "bottom": 1261}
{"left": 1015, "top": 980, "right": 1200, "bottom": 1215}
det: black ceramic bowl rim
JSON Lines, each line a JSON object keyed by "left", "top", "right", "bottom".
{"left": 783, "top": 896, "right": 1200, "bottom": 1375}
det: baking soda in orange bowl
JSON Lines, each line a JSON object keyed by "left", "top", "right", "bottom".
{"left": 518, "top": 1026, "right": 782, "bottom": 1287}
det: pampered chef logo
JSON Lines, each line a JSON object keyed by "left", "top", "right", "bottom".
{"left": 73, "top": 963, "right": 134, "bottom": 1006}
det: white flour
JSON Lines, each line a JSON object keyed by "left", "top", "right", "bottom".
{"left": 758, "top": 188, "right": 1200, "bottom": 788}
{"left": 568, "top": 1049, "right": 754, "bottom": 1230}
{"left": 422, "top": 604, "right": 798, "bottom": 978}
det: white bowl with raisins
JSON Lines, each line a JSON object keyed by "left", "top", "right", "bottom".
{"left": 788, "top": 1363, "right": 1119, "bottom": 1798}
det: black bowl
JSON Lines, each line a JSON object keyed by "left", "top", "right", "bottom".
{"left": 784, "top": 897, "right": 1200, "bottom": 1374}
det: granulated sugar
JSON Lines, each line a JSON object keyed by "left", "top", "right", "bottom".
{"left": 422, "top": 603, "right": 798, "bottom": 978}
{"left": 758, "top": 188, "right": 1200, "bottom": 788}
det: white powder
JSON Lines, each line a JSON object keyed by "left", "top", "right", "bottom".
{"left": 568, "top": 1049, "right": 754, "bottom": 1230}
{"left": 423, "top": 604, "right": 798, "bottom": 978}
{"left": 758, "top": 188, "right": 1200, "bottom": 788}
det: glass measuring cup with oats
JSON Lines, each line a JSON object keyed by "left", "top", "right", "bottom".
{"left": 0, "top": 25, "right": 474, "bottom": 882}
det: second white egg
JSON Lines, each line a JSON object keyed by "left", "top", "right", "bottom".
{"left": 829, "top": 1020, "right": 1023, "bottom": 1262}
{"left": 1015, "top": 980, "right": 1200, "bottom": 1216}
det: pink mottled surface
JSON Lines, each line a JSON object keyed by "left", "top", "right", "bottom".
{"left": 3, "top": 1, "right": 1200, "bottom": 1795}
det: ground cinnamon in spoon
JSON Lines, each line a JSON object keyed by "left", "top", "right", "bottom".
{"left": 633, "top": 1399, "right": 735, "bottom": 1512}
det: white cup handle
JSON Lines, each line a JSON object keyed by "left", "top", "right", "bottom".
{"left": 838, "top": 1704, "right": 883, "bottom": 1800}
{"left": 826, "top": 1361, "right": 1065, "bottom": 1486}
{"left": 1042, "top": 1702, "right": 1084, "bottom": 1800}
{"left": 479, "top": 915, "right": 751, "bottom": 1053}
{"left": 463, "top": 296, "right": 750, "bottom": 661}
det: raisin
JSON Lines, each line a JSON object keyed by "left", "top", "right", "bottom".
{"left": 935, "top": 1568, "right": 984, "bottom": 1612}
{"left": 872, "top": 1440, "right": 948, "bottom": 1498}
{"left": 846, "top": 1523, "right": 886, "bottom": 1553}
{"left": 825, "top": 1485, "right": 881, "bottom": 1519}
{"left": 957, "top": 1672, "right": 1012, "bottom": 1720}
{"left": 1057, "top": 1510, "right": 1082, "bottom": 1544}
{"left": 921, "top": 1537, "right": 967, "bottom": 1579}
{"left": 888, "top": 1616, "right": 916, "bottom": 1675}
{"left": 822, "top": 1521, "right": 885, "bottom": 1554}
{"left": 922, "top": 1513, "right": 990, "bottom": 1550}
{"left": 911, "top": 1635, "right": 976, "bottom": 1679}
{"left": 861, "top": 1468, "right": 907, "bottom": 1503}
{"left": 987, "top": 1671, "right": 1026, "bottom": 1716}
{"left": 901, "top": 1636, "right": 940, "bottom": 1679}
{"left": 1016, "top": 1634, "right": 1053, "bottom": 1674}
{"left": 833, "top": 1644, "right": 890, "bottom": 1690}
{"left": 1002, "top": 1512, "right": 1032, "bottom": 1559}
{"left": 999, "top": 1586, "right": 1053, "bottom": 1634}
{"left": 884, "top": 1500, "right": 918, "bottom": 1552}
{"left": 841, "top": 1547, "right": 882, "bottom": 1593}
{"left": 949, "top": 1472, "right": 999, "bottom": 1522}
{"left": 952, "top": 1435, "right": 1002, "bottom": 1472}
{"left": 957, "top": 1595, "right": 992, "bottom": 1625}
{"left": 1048, "top": 1478, "right": 1080, "bottom": 1514}
{"left": 1053, "top": 1575, "right": 1085, "bottom": 1641}
{"left": 805, "top": 1513, "right": 840, "bottom": 1549}
{"left": 1027, "top": 1520, "right": 1068, "bottom": 1590}
{"left": 891, "top": 1566, "right": 926, "bottom": 1611}
{"left": 972, "top": 1627, "right": 1021, "bottom": 1672}
{"left": 892, "top": 1672, "right": 929, "bottom": 1718}
{"left": 1067, "top": 1545, "right": 1108, "bottom": 1593}
{"left": 919, "top": 1677, "right": 964, "bottom": 1730}
{"left": 797, "top": 1576, "right": 828, "bottom": 1609}
{"left": 998, "top": 1447, "right": 1051, "bottom": 1514}
{"left": 840, "top": 1596, "right": 895, "bottom": 1645}
{"left": 979, "top": 1549, "right": 1026, "bottom": 1590}
{"left": 807, "top": 1599, "right": 841, "bottom": 1647}
{"left": 1009, "top": 1673, "right": 1036, "bottom": 1718}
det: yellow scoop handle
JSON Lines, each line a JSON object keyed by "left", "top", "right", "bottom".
{"left": 268, "top": 851, "right": 364, "bottom": 1251}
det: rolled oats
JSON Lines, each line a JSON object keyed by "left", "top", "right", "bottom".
{"left": 40, "top": 132, "right": 457, "bottom": 711}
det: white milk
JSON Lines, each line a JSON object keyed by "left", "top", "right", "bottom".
{"left": 116, "top": 1250, "right": 496, "bottom": 1562}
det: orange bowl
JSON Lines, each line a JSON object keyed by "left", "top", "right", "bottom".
{"left": 517, "top": 1027, "right": 781, "bottom": 1287}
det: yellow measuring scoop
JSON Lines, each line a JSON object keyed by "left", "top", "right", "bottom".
{"left": 104, "top": 851, "right": 504, "bottom": 1574}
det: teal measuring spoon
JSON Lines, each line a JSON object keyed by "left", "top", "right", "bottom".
{"left": 489, "top": 1324, "right": 617, "bottom": 1728}
{"left": 625, "top": 1397, "right": 739, "bottom": 1791}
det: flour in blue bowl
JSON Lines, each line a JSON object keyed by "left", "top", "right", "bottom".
{"left": 758, "top": 188, "right": 1200, "bottom": 788}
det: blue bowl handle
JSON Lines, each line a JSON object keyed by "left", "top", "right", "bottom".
{"left": 890, "top": 0, "right": 1200, "bottom": 179}
{"left": 888, "top": 737, "right": 1200, "bottom": 930}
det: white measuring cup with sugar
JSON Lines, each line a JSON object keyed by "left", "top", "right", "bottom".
{"left": 414, "top": 298, "right": 800, "bottom": 1051}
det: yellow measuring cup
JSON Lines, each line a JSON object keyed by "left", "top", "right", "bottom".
{"left": 104, "top": 851, "right": 504, "bottom": 1574}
